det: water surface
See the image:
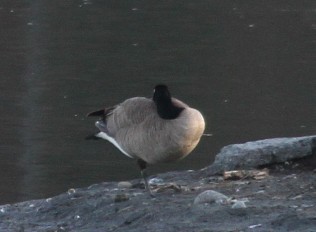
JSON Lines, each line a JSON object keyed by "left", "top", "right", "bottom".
{"left": 0, "top": 0, "right": 315, "bottom": 204}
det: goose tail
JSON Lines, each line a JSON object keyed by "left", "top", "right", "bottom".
{"left": 86, "top": 109, "right": 104, "bottom": 117}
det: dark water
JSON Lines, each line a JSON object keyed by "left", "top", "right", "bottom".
{"left": 0, "top": 0, "right": 315, "bottom": 204}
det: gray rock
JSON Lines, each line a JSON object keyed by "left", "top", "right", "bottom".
{"left": 148, "top": 177, "right": 164, "bottom": 185}
{"left": 231, "top": 200, "right": 247, "bottom": 209}
{"left": 193, "top": 190, "right": 229, "bottom": 205}
{"left": 207, "top": 135, "right": 316, "bottom": 175}
{"left": 114, "top": 193, "right": 129, "bottom": 202}
{"left": 118, "top": 181, "right": 133, "bottom": 189}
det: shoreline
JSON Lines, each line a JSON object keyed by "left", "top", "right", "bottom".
{"left": 1, "top": 135, "right": 315, "bottom": 231}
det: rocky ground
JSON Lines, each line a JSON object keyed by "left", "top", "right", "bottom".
{"left": 0, "top": 135, "right": 315, "bottom": 232}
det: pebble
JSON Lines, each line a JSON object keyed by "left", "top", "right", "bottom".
{"left": 193, "top": 190, "right": 229, "bottom": 205}
{"left": 148, "top": 178, "right": 164, "bottom": 185}
{"left": 114, "top": 194, "right": 129, "bottom": 203}
{"left": 249, "top": 224, "right": 262, "bottom": 229}
{"left": 118, "top": 181, "right": 133, "bottom": 189}
{"left": 231, "top": 200, "right": 247, "bottom": 209}
{"left": 67, "top": 188, "right": 76, "bottom": 195}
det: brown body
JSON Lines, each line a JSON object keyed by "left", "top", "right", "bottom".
{"left": 95, "top": 97, "right": 205, "bottom": 164}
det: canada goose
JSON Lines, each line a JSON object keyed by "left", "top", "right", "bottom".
{"left": 87, "top": 84, "right": 205, "bottom": 195}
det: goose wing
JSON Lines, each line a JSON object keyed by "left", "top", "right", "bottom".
{"left": 87, "top": 97, "right": 155, "bottom": 133}
{"left": 107, "top": 97, "right": 155, "bottom": 131}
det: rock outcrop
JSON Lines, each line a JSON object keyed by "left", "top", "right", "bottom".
{"left": 206, "top": 135, "right": 316, "bottom": 175}
{"left": 0, "top": 135, "right": 315, "bottom": 231}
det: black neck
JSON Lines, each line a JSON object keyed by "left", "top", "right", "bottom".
{"left": 155, "top": 98, "right": 184, "bottom": 119}
{"left": 157, "top": 103, "right": 183, "bottom": 119}
{"left": 153, "top": 84, "right": 184, "bottom": 119}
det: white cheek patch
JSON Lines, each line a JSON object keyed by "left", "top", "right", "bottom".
{"left": 95, "top": 132, "right": 133, "bottom": 159}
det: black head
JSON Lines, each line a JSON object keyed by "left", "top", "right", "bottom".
{"left": 152, "top": 84, "right": 184, "bottom": 119}
{"left": 153, "top": 84, "right": 171, "bottom": 104}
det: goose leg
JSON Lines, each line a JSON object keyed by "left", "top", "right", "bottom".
{"left": 137, "top": 159, "right": 154, "bottom": 197}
